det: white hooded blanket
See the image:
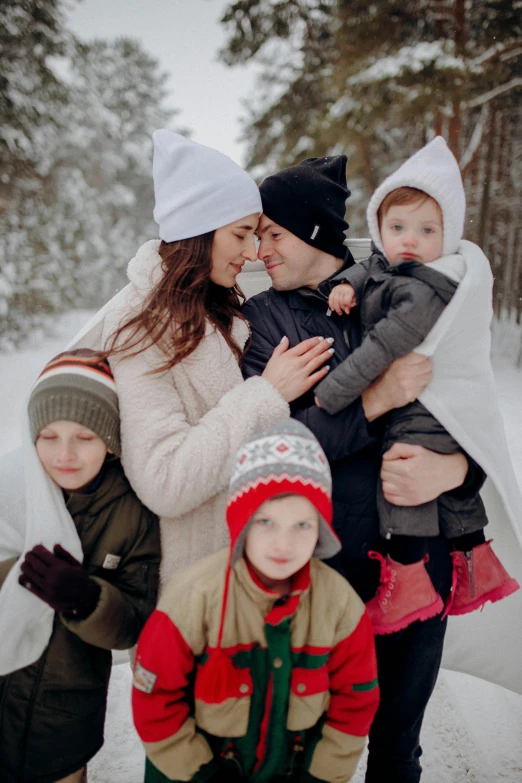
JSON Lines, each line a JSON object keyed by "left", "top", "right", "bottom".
{"left": 1, "top": 239, "right": 522, "bottom": 693}
{"left": 414, "top": 239, "right": 522, "bottom": 691}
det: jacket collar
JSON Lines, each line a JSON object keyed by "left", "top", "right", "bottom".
{"left": 288, "top": 248, "right": 355, "bottom": 311}
{"left": 233, "top": 557, "right": 311, "bottom": 625}
{"left": 64, "top": 460, "right": 128, "bottom": 517}
{"left": 367, "top": 250, "right": 458, "bottom": 299}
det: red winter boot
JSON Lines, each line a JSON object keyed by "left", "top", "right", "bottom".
{"left": 445, "top": 540, "right": 520, "bottom": 617}
{"left": 366, "top": 552, "right": 444, "bottom": 634}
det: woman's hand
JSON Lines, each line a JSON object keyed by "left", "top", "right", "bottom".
{"left": 362, "top": 353, "right": 432, "bottom": 422}
{"left": 262, "top": 336, "right": 333, "bottom": 402}
{"left": 381, "top": 443, "right": 468, "bottom": 506}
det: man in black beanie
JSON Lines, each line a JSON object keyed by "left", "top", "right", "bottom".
{"left": 242, "top": 156, "right": 484, "bottom": 783}
{"left": 259, "top": 155, "right": 350, "bottom": 260}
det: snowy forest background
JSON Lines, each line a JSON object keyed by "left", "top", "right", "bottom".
{"left": 1, "top": 5, "right": 522, "bottom": 780}
{"left": 1, "top": 0, "right": 521, "bottom": 353}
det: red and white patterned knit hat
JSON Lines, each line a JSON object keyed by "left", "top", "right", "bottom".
{"left": 226, "top": 419, "right": 341, "bottom": 565}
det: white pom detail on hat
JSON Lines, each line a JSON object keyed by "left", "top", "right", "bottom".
{"left": 152, "top": 130, "right": 262, "bottom": 242}
{"left": 366, "top": 136, "right": 466, "bottom": 257}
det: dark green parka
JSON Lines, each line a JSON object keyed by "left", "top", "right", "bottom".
{"left": 0, "top": 460, "right": 160, "bottom": 783}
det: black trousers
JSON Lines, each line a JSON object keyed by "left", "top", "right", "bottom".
{"left": 365, "top": 612, "right": 447, "bottom": 783}
{"left": 328, "top": 516, "right": 452, "bottom": 783}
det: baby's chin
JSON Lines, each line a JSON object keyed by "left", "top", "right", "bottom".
{"left": 391, "top": 254, "right": 424, "bottom": 264}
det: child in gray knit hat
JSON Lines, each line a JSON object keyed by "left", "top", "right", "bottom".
{"left": 314, "top": 137, "right": 519, "bottom": 635}
{"left": 0, "top": 349, "right": 160, "bottom": 783}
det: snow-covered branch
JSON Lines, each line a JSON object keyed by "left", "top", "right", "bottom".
{"left": 348, "top": 41, "right": 472, "bottom": 85}
{"left": 472, "top": 39, "right": 522, "bottom": 67}
{"left": 459, "top": 106, "right": 487, "bottom": 172}
{"left": 465, "top": 77, "right": 522, "bottom": 109}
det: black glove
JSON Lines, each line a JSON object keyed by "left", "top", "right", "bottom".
{"left": 19, "top": 544, "right": 101, "bottom": 620}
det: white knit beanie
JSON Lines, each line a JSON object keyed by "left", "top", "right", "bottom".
{"left": 152, "top": 130, "right": 262, "bottom": 242}
{"left": 366, "top": 136, "right": 465, "bottom": 256}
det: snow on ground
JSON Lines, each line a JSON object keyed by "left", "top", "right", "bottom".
{"left": 2, "top": 310, "right": 522, "bottom": 782}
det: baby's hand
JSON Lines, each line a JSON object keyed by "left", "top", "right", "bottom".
{"left": 328, "top": 284, "right": 357, "bottom": 315}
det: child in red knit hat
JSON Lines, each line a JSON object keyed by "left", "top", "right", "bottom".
{"left": 132, "top": 419, "right": 379, "bottom": 783}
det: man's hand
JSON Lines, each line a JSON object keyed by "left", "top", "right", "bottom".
{"left": 328, "top": 284, "right": 357, "bottom": 315}
{"left": 361, "top": 353, "right": 432, "bottom": 422}
{"left": 381, "top": 443, "right": 468, "bottom": 506}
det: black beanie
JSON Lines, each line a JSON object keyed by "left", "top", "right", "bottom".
{"left": 259, "top": 156, "right": 350, "bottom": 259}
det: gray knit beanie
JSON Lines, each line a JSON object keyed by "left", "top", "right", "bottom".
{"left": 28, "top": 349, "right": 121, "bottom": 456}
{"left": 226, "top": 419, "right": 341, "bottom": 565}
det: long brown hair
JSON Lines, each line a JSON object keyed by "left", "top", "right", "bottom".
{"left": 104, "top": 233, "right": 249, "bottom": 373}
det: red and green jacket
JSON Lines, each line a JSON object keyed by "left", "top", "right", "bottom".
{"left": 132, "top": 549, "right": 379, "bottom": 783}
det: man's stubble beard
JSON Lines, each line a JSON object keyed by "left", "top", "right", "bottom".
{"left": 271, "top": 279, "right": 295, "bottom": 292}
{"left": 269, "top": 269, "right": 302, "bottom": 292}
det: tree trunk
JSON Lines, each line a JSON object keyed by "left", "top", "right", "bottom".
{"left": 478, "top": 108, "right": 496, "bottom": 302}
{"left": 448, "top": 0, "right": 466, "bottom": 156}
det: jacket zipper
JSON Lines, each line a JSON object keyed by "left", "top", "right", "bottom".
{"left": 222, "top": 743, "right": 243, "bottom": 775}
{"left": 287, "top": 737, "right": 304, "bottom": 776}
{"left": 342, "top": 326, "right": 350, "bottom": 349}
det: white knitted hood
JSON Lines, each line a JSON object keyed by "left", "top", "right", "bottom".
{"left": 367, "top": 136, "right": 465, "bottom": 256}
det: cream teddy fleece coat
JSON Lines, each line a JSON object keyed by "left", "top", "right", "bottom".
{"left": 90, "top": 240, "right": 290, "bottom": 584}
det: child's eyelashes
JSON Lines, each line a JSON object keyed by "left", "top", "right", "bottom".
{"left": 254, "top": 517, "right": 273, "bottom": 526}
{"left": 388, "top": 224, "right": 439, "bottom": 234}
{"left": 253, "top": 518, "right": 314, "bottom": 530}
{"left": 37, "top": 434, "right": 95, "bottom": 442}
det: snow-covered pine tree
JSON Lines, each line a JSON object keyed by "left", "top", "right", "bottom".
{"left": 0, "top": 12, "right": 179, "bottom": 349}
{"left": 46, "top": 36, "right": 176, "bottom": 310}
{"left": 0, "top": 0, "right": 69, "bottom": 347}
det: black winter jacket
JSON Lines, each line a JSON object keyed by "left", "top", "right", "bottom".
{"left": 0, "top": 460, "right": 160, "bottom": 783}
{"left": 242, "top": 261, "right": 457, "bottom": 602}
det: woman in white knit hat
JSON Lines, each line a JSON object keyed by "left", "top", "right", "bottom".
{"left": 95, "top": 130, "right": 333, "bottom": 586}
